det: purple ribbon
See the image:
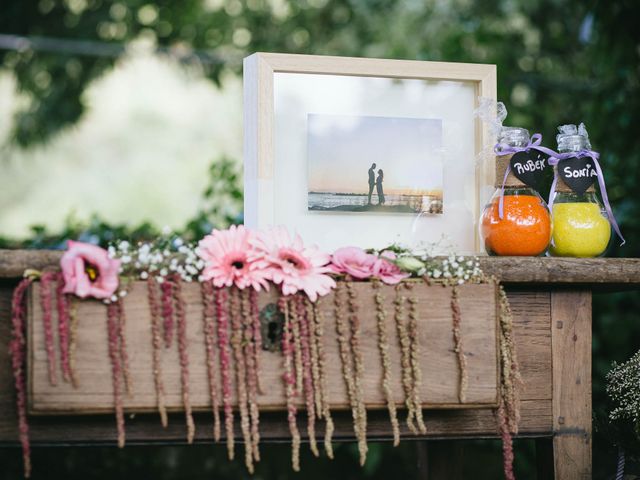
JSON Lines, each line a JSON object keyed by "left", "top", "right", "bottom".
{"left": 548, "top": 150, "right": 625, "bottom": 246}
{"left": 494, "top": 133, "right": 557, "bottom": 219}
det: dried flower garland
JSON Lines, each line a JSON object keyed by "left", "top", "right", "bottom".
{"left": 160, "top": 280, "right": 175, "bottom": 348}
{"left": 296, "top": 295, "right": 319, "bottom": 457}
{"left": 229, "top": 287, "right": 254, "bottom": 473}
{"left": 172, "top": 276, "right": 195, "bottom": 444}
{"left": 147, "top": 276, "right": 168, "bottom": 427}
{"left": 67, "top": 296, "right": 79, "bottom": 388}
{"left": 372, "top": 281, "right": 400, "bottom": 446}
{"left": 345, "top": 282, "right": 368, "bottom": 464}
{"left": 115, "top": 298, "right": 132, "bottom": 395}
{"left": 249, "top": 289, "right": 263, "bottom": 394}
{"left": 215, "top": 286, "right": 235, "bottom": 460}
{"left": 394, "top": 285, "right": 417, "bottom": 433}
{"left": 201, "top": 280, "right": 221, "bottom": 440}
{"left": 497, "top": 284, "right": 522, "bottom": 480}
{"left": 106, "top": 301, "right": 126, "bottom": 448}
{"left": 10, "top": 230, "right": 523, "bottom": 480}
{"left": 9, "top": 277, "right": 34, "bottom": 478}
{"left": 40, "top": 270, "right": 58, "bottom": 386}
{"left": 451, "top": 286, "right": 468, "bottom": 404}
{"left": 279, "top": 296, "right": 301, "bottom": 472}
{"left": 405, "top": 283, "right": 427, "bottom": 434}
{"left": 334, "top": 281, "right": 368, "bottom": 465}
{"left": 54, "top": 272, "right": 73, "bottom": 385}
{"left": 311, "top": 301, "right": 334, "bottom": 459}
{"left": 241, "top": 289, "right": 261, "bottom": 464}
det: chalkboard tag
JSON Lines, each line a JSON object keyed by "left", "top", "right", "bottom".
{"left": 509, "top": 149, "right": 550, "bottom": 192}
{"left": 557, "top": 156, "right": 598, "bottom": 195}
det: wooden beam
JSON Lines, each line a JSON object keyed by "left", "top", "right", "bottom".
{"left": 2, "top": 250, "right": 640, "bottom": 287}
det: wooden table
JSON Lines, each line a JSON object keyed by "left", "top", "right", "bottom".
{"left": 1, "top": 251, "right": 639, "bottom": 479}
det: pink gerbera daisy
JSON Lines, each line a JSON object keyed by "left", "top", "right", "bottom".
{"left": 197, "top": 225, "right": 269, "bottom": 291}
{"left": 251, "top": 227, "right": 336, "bottom": 302}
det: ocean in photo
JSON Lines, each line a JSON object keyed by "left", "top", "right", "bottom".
{"left": 308, "top": 192, "right": 443, "bottom": 214}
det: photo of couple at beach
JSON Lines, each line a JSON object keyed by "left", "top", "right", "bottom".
{"left": 307, "top": 113, "right": 444, "bottom": 214}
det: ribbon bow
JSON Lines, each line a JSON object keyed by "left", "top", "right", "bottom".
{"left": 548, "top": 150, "right": 625, "bottom": 246}
{"left": 494, "top": 133, "right": 557, "bottom": 219}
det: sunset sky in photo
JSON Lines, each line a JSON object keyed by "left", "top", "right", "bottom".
{"left": 307, "top": 114, "right": 443, "bottom": 195}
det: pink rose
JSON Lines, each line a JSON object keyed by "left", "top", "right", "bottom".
{"left": 330, "top": 246, "right": 377, "bottom": 279}
{"left": 60, "top": 240, "right": 121, "bottom": 299}
{"left": 374, "top": 251, "right": 409, "bottom": 285}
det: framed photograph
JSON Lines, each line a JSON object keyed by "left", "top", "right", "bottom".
{"left": 243, "top": 53, "right": 496, "bottom": 253}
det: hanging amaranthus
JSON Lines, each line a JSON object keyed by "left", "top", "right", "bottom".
{"left": 498, "top": 285, "right": 521, "bottom": 432}
{"left": 115, "top": 298, "right": 132, "bottom": 395}
{"left": 40, "top": 271, "right": 58, "bottom": 385}
{"left": 297, "top": 295, "right": 319, "bottom": 457}
{"left": 497, "top": 284, "right": 522, "bottom": 480}
{"left": 372, "top": 281, "right": 400, "bottom": 446}
{"left": 394, "top": 285, "right": 417, "bottom": 433}
{"left": 172, "top": 276, "right": 195, "bottom": 444}
{"left": 55, "top": 272, "right": 72, "bottom": 384}
{"left": 201, "top": 281, "right": 221, "bottom": 440}
{"left": 498, "top": 402, "right": 516, "bottom": 480}
{"left": 160, "top": 279, "right": 175, "bottom": 348}
{"left": 279, "top": 296, "right": 301, "bottom": 472}
{"left": 249, "top": 289, "right": 263, "bottom": 394}
{"left": 290, "top": 296, "right": 304, "bottom": 396}
{"left": 451, "top": 286, "right": 468, "bottom": 404}
{"left": 241, "top": 289, "right": 261, "bottom": 464}
{"left": 229, "top": 287, "right": 254, "bottom": 473}
{"left": 405, "top": 284, "right": 426, "bottom": 434}
{"left": 106, "top": 301, "right": 126, "bottom": 448}
{"left": 147, "top": 276, "right": 168, "bottom": 427}
{"left": 306, "top": 301, "right": 322, "bottom": 419}
{"left": 68, "top": 297, "right": 79, "bottom": 388}
{"left": 9, "top": 277, "right": 34, "bottom": 478}
{"left": 334, "top": 282, "right": 367, "bottom": 465}
{"left": 311, "top": 302, "right": 334, "bottom": 459}
{"left": 215, "top": 287, "right": 235, "bottom": 460}
{"left": 345, "top": 282, "right": 368, "bottom": 465}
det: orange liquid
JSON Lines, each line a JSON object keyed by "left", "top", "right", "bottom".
{"left": 481, "top": 195, "right": 551, "bottom": 256}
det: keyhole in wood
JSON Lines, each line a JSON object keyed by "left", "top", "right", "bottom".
{"left": 259, "top": 303, "right": 284, "bottom": 351}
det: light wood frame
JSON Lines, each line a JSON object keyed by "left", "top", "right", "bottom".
{"left": 243, "top": 52, "right": 497, "bottom": 251}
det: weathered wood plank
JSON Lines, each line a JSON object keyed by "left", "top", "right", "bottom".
{"left": 551, "top": 291, "right": 592, "bottom": 480}
{"left": 479, "top": 257, "right": 640, "bottom": 286}
{"left": 28, "top": 281, "right": 499, "bottom": 413}
{"left": 2, "top": 250, "right": 640, "bottom": 286}
{"left": 0, "top": 283, "right": 553, "bottom": 445}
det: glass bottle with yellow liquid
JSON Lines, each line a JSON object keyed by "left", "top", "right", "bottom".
{"left": 549, "top": 129, "right": 612, "bottom": 257}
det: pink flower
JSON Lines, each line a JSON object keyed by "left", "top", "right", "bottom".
{"left": 60, "top": 240, "right": 121, "bottom": 299}
{"left": 251, "top": 227, "right": 336, "bottom": 302}
{"left": 330, "top": 246, "right": 377, "bottom": 279}
{"left": 374, "top": 251, "right": 409, "bottom": 285}
{"left": 197, "top": 225, "right": 269, "bottom": 291}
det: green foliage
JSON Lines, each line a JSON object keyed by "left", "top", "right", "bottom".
{"left": 0, "top": 155, "right": 243, "bottom": 248}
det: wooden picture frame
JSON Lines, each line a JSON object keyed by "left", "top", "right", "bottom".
{"left": 243, "top": 53, "right": 497, "bottom": 253}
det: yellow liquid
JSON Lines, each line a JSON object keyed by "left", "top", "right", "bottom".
{"left": 550, "top": 203, "right": 611, "bottom": 257}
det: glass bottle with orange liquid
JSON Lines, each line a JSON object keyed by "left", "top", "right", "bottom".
{"left": 480, "top": 127, "right": 552, "bottom": 256}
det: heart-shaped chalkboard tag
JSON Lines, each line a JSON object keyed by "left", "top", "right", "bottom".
{"left": 509, "top": 150, "right": 550, "bottom": 191}
{"left": 558, "top": 156, "right": 598, "bottom": 195}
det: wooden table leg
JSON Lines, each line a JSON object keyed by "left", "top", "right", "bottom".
{"left": 551, "top": 291, "right": 592, "bottom": 479}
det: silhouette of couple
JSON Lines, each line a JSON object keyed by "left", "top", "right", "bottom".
{"left": 367, "top": 163, "right": 385, "bottom": 205}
